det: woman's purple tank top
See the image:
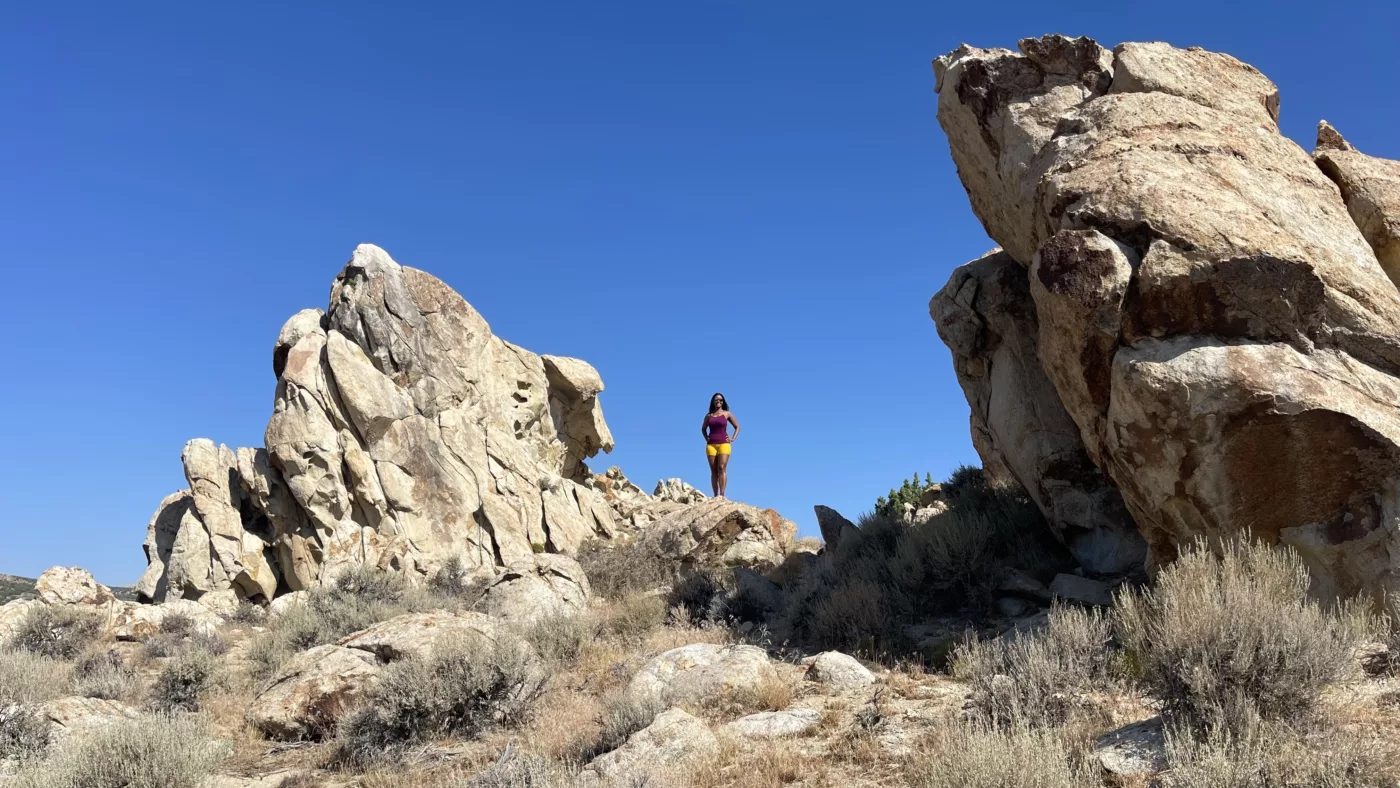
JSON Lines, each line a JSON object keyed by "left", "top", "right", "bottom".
{"left": 706, "top": 413, "right": 728, "bottom": 444}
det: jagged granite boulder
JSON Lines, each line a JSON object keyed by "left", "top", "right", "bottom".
{"left": 1314, "top": 121, "right": 1400, "bottom": 287}
{"left": 932, "top": 36, "right": 1400, "bottom": 599}
{"left": 137, "top": 244, "right": 619, "bottom": 605}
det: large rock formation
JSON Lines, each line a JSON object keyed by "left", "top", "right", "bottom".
{"left": 137, "top": 245, "right": 620, "bottom": 604}
{"left": 931, "top": 36, "right": 1400, "bottom": 599}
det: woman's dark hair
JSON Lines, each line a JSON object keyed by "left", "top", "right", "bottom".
{"left": 709, "top": 392, "right": 728, "bottom": 413}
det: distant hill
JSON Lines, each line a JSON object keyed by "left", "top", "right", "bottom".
{"left": 0, "top": 573, "right": 137, "bottom": 605}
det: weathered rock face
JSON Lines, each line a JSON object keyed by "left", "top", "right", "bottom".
{"left": 1314, "top": 122, "right": 1400, "bottom": 288}
{"left": 932, "top": 36, "right": 1400, "bottom": 599}
{"left": 139, "top": 245, "right": 618, "bottom": 604}
{"left": 930, "top": 251, "right": 1145, "bottom": 575}
{"left": 247, "top": 645, "right": 381, "bottom": 741}
{"left": 625, "top": 643, "right": 780, "bottom": 709}
{"left": 479, "top": 553, "right": 591, "bottom": 624}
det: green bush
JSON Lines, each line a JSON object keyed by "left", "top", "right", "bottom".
{"left": 1116, "top": 538, "right": 1369, "bottom": 733}
{"left": 874, "top": 472, "right": 937, "bottom": 520}
{"left": 9, "top": 714, "right": 226, "bottom": 788}
{"left": 779, "top": 471, "right": 1067, "bottom": 657}
{"left": 907, "top": 723, "right": 1090, "bottom": 788}
{"left": 337, "top": 634, "right": 544, "bottom": 766}
{"left": 8, "top": 605, "right": 104, "bottom": 660}
{"left": 953, "top": 604, "right": 1119, "bottom": 727}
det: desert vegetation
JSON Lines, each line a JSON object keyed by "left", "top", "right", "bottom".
{"left": 4, "top": 488, "right": 1399, "bottom": 787}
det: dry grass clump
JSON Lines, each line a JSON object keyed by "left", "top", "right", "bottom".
{"left": 1162, "top": 719, "right": 1400, "bottom": 787}
{"left": 0, "top": 650, "right": 71, "bottom": 704}
{"left": 8, "top": 713, "right": 227, "bottom": 788}
{"left": 906, "top": 723, "right": 1092, "bottom": 788}
{"left": 72, "top": 648, "right": 136, "bottom": 700}
{"left": 149, "top": 641, "right": 224, "bottom": 713}
{"left": 337, "top": 634, "right": 545, "bottom": 766}
{"left": 0, "top": 703, "right": 51, "bottom": 763}
{"left": 1117, "top": 538, "right": 1370, "bottom": 733}
{"left": 463, "top": 748, "right": 578, "bottom": 787}
{"left": 581, "top": 689, "right": 664, "bottom": 761}
{"left": 953, "top": 604, "right": 1120, "bottom": 727}
{"left": 596, "top": 593, "right": 669, "bottom": 643}
{"left": 7, "top": 605, "right": 105, "bottom": 660}
{"left": 576, "top": 538, "right": 676, "bottom": 600}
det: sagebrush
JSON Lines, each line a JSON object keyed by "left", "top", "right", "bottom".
{"left": 9, "top": 714, "right": 226, "bottom": 788}
{"left": 1117, "top": 538, "right": 1369, "bottom": 733}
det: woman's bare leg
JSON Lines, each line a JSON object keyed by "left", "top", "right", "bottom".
{"left": 716, "top": 453, "right": 730, "bottom": 498}
{"left": 707, "top": 452, "right": 720, "bottom": 496}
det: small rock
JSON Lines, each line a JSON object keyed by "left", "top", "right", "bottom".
{"left": 0, "top": 600, "right": 43, "bottom": 644}
{"left": 995, "top": 596, "right": 1037, "bottom": 618}
{"left": 38, "top": 697, "right": 141, "bottom": 742}
{"left": 723, "top": 708, "right": 820, "bottom": 739}
{"left": 248, "top": 645, "right": 382, "bottom": 741}
{"left": 813, "top": 505, "right": 860, "bottom": 549}
{"left": 997, "top": 569, "right": 1051, "bottom": 601}
{"left": 626, "top": 644, "right": 779, "bottom": 708}
{"left": 110, "top": 599, "right": 221, "bottom": 641}
{"left": 805, "top": 651, "right": 875, "bottom": 691}
{"left": 1095, "top": 717, "right": 1167, "bottom": 776}
{"left": 584, "top": 708, "right": 719, "bottom": 785}
{"left": 35, "top": 567, "right": 115, "bottom": 607}
{"left": 1049, "top": 574, "right": 1116, "bottom": 607}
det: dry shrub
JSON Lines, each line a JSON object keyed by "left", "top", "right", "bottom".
{"left": 907, "top": 722, "right": 1091, "bottom": 788}
{"left": 158, "top": 612, "right": 194, "bottom": 637}
{"left": 9, "top": 713, "right": 227, "bottom": 788}
{"left": 702, "top": 672, "right": 798, "bottom": 721}
{"left": 953, "top": 604, "right": 1119, "bottom": 727}
{"left": 72, "top": 649, "right": 135, "bottom": 701}
{"left": 248, "top": 566, "right": 440, "bottom": 679}
{"left": 577, "top": 538, "right": 675, "bottom": 600}
{"left": 1163, "top": 718, "right": 1400, "bottom": 787}
{"left": 337, "top": 634, "right": 544, "bottom": 766}
{"left": 668, "top": 569, "right": 730, "bottom": 624}
{"left": 464, "top": 748, "right": 577, "bottom": 787}
{"left": 521, "top": 612, "right": 591, "bottom": 666}
{"left": 150, "top": 643, "right": 223, "bottom": 713}
{"left": 582, "top": 689, "right": 663, "bottom": 761}
{"left": 0, "top": 704, "right": 51, "bottom": 763}
{"left": 597, "top": 593, "right": 668, "bottom": 643}
{"left": 7, "top": 605, "right": 104, "bottom": 660}
{"left": 1117, "top": 538, "right": 1369, "bottom": 733}
{"left": 779, "top": 477, "right": 1066, "bottom": 658}
{"left": 0, "top": 650, "right": 71, "bottom": 704}
{"left": 229, "top": 601, "right": 268, "bottom": 625}
{"left": 428, "top": 555, "right": 488, "bottom": 602}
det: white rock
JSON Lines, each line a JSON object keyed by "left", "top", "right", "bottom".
{"left": 626, "top": 644, "right": 779, "bottom": 709}
{"left": 1049, "top": 574, "right": 1116, "bottom": 607}
{"left": 267, "top": 590, "right": 309, "bottom": 619}
{"left": 37, "top": 697, "right": 141, "bottom": 742}
{"left": 480, "top": 554, "right": 590, "bottom": 624}
{"left": 723, "top": 708, "right": 820, "bottom": 739}
{"left": 247, "top": 645, "right": 381, "bottom": 741}
{"left": 805, "top": 651, "right": 875, "bottom": 691}
{"left": 110, "top": 599, "right": 221, "bottom": 641}
{"left": 1095, "top": 717, "right": 1167, "bottom": 776}
{"left": 584, "top": 708, "right": 719, "bottom": 785}
{"left": 34, "top": 567, "right": 114, "bottom": 607}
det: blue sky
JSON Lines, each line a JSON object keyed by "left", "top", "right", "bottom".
{"left": 2, "top": 1, "right": 1397, "bottom": 584}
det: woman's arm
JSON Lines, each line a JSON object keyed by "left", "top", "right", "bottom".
{"left": 727, "top": 412, "right": 741, "bottom": 442}
{"left": 701, "top": 415, "right": 711, "bottom": 441}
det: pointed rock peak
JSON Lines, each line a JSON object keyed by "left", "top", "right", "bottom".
{"left": 1315, "top": 119, "right": 1356, "bottom": 153}
{"left": 1018, "top": 34, "right": 1113, "bottom": 87}
{"left": 347, "top": 243, "right": 401, "bottom": 274}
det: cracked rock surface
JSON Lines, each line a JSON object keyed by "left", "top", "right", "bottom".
{"left": 932, "top": 35, "right": 1400, "bottom": 598}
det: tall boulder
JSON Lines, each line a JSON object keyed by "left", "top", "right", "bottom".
{"left": 930, "top": 250, "right": 1145, "bottom": 574}
{"left": 932, "top": 36, "right": 1400, "bottom": 599}
{"left": 138, "top": 245, "right": 618, "bottom": 604}
{"left": 1314, "top": 121, "right": 1400, "bottom": 288}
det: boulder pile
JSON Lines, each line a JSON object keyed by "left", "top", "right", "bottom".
{"left": 134, "top": 245, "right": 795, "bottom": 609}
{"left": 931, "top": 36, "right": 1400, "bottom": 598}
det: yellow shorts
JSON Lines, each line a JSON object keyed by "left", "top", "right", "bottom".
{"left": 705, "top": 443, "right": 732, "bottom": 457}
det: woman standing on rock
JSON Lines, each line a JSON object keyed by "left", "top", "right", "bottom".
{"left": 702, "top": 392, "right": 740, "bottom": 498}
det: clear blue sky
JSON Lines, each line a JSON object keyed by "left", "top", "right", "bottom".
{"left": 2, "top": 1, "right": 1396, "bottom": 584}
